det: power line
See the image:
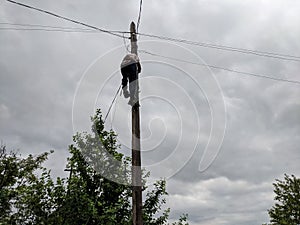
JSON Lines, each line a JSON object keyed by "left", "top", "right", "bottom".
{"left": 0, "top": 27, "right": 98, "bottom": 33}
{"left": 6, "top": 0, "right": 127, "bottom": 38}
{"left": 136, "top": 0, "right": 143, "bottom": 33}
{"left": 2, "top": 25, "right": 298, "bottom": 85}
{"left": 139, "top": 50, "right": 300, "bottom": 85}
{"left": 109, "top": 85, "right": 122, "bottom": 130}
{"left": 138, "top": 33, "right": 300, "bottom": 62}
{"left": 122, "top": 33, "right": 130, "bottom": 53}
{"left": 0, "top": 22, "right": 128, "bottom": 34}
{"left": 4, "top": 22, "right": 297, "bottom": 63}
{"left": 104, "top": 85, "right": 122, "bottom": 123}
{"left": 0, "top": 22, "right": 93, "bottom": 31}
{"left": 3, "top": 1, "right": 300, "bottom": 62}
{"left": 3, "top": 22, "right": 299, "bottom": 64}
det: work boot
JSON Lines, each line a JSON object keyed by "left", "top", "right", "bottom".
{"left": 123, "top": 89, "right": 130, "bottom": 98}
{"left": 128, "top": 98, "right": 135, "bottom": 106}
{"left": 128, "top": 96, "right": 139, "bottom": 106}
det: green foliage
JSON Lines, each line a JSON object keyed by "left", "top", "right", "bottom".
{"left": 143, "top": 179, "right": 170, "bottom": 225}
{"left": 171, "top": 214, "right": 189, "bottom": 225}
{"left": 0, "top": 144, "right": 52, "bottom": 224}
{"left": 268, "top": 174, "right": 300, "bottom": 225}
{"left": 0, "top": 109, "right": 188, "bottom": 225}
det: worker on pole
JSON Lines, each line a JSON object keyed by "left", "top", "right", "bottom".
{"left": 120, "top": 53, "right": 141, "bottom": 106}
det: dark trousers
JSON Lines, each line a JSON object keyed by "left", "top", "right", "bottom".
{"left": 121, "top": 63, "right": 138, "bottom": 99}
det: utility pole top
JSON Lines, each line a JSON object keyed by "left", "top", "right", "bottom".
{"left": 130, "top": 22, "right": 138, "bottom": 55}
{"left": 130, "top": 21, "right": 135, "bottom": 31}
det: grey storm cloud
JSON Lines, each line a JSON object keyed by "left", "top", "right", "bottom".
{"left": 1, "top": 0, "right": 300, "bottom": 224}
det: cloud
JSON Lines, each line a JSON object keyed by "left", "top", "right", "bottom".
{"left": 167, "top": 177, "right": 274, "bottom": 225}
{"left": 1, "top": 0, "right": 300, "bottom": 224}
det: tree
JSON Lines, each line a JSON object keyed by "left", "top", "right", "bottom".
{"left": 60, "top": 109, "right": 187, "bottom": 224}
{"left": 0, "top": 109, "right": 188, "bottom": 225}
{"left": 267, "top": 174, "right": 300, "bottom": 225}
{"left": 0, "top": 144, "right": 53, "bottom": 224}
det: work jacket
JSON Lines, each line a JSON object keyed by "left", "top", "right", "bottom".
{"left": 120, "top": 54, "right": 141, "bottom": 73}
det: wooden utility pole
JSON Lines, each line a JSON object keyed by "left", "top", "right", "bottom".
{"left": 130, "top": 21, "right": 143, "bottom": 225}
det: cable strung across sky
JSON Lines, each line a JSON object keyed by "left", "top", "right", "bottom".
{"left": 5, "top": 0, "right": 127, "bottom": 38}
{"left": 0, "top": 27, "right": 99, "bottom": 33}
{"left": 0, "top": 22, "right": 94, "bottom": 31}
{"left": 137, "top": 33, "right": 300, "bottom": 62}
{"left": 1, "top": 23, "right": 299, "bottom": 63}
{"left": 5, "top": 0, "right": 300, "bottom": 62}
{"left": 136, "top": 0, "right": 143, "bottom": 33}
{"left": 139, "top": 50, "right": 300, "bottom": 85}
{"left": 4, "top": 0, "right": 300, "bottom": 85}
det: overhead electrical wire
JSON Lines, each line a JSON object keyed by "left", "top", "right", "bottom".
{"left": 122, "top": 33, "right": 130, "bottom": 53}
{"left": 137, "top": 33, "right": 300, "bottom": 62}
{"left": 109, "top": 85, "right": 122, "bottom": 130}
{"left": 0, "top": 22, "right": 93, "bottom": 31}
{"left": 139, "top": 50, "right": 300, "bottom": 85}
{"left": 4, "top": 0, "right": 300, "bottom": 84}
{"left": 5, "top": 0, "right": 300, "bottom": 61}
{"left": 104, "top": 85, "right": 122, "bottom": 123}
{"left": 0, "top": 27, "right": 99, "bottom": 33}
{"left": 2, "top": 20, "right": 299, "bottom": 63}
{"left": 6, "top": 0, "right": 128, "bottom": 38}
{"left": 0, "top": 22, "right": 128, "bottom": 34}
{"left": 136, "top": 0, "right": 143, "bottom": 33}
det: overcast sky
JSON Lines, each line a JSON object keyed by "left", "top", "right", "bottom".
{"left": 1, "top": 0, "right": 300, "bottom": 224}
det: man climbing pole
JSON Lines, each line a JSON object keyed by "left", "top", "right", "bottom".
{"left": 120, "top": 53, "right": 141, "bottom": 106}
